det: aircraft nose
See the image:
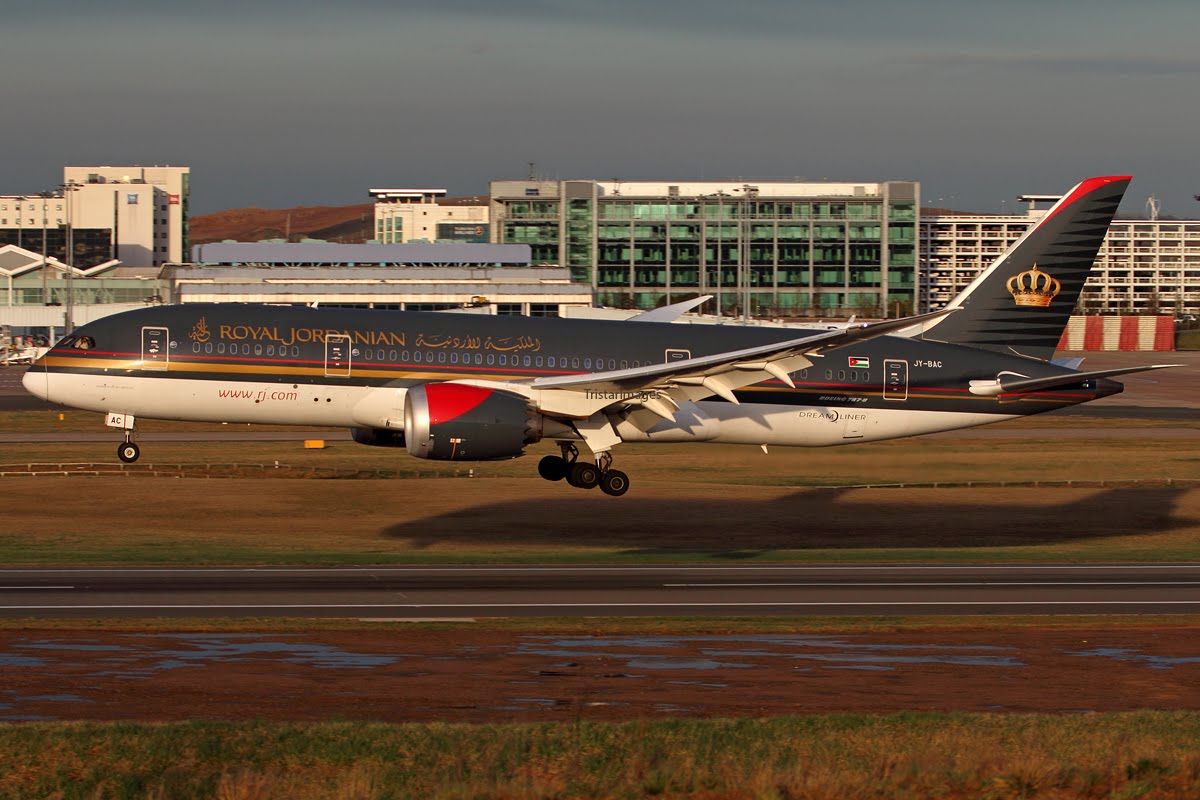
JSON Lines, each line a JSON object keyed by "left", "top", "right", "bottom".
{"left": 21, "top": 363, "right": 48, "bottom": 402}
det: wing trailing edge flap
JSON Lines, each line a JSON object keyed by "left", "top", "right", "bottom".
{"left": 968, "top": 363, "right": 1182, "bottom": 397}
{"left": 522, "top": 307, "right": 956, "bottom": 422}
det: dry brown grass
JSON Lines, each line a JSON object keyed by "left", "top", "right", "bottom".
{"left": 2, "top": 714, "right": 1200, "bottom": 799}
{"left": 0, "top": 419, "right": 1197, "bottom": 564}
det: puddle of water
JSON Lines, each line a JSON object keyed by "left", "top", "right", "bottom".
{"left": 704, "top": 649, "right": 1023, "bottom": 667}
{"left": 3, "top": 635, "right": 405, "bottom": 681}
{"left": 16, "top": 642, "right": 126, "bottom": 652}
{"left": 521, "top": 647, "right": 755, "bottom": 671}
{"left": 0, "top": 655, "right": 46, "bottom": 668}
{"left": 823, "top": 665, "right": 894, "bottom": 671}
{"left": 667, "top": 680, "right": 729, "bottom": 689}
{"left": 525, "top": 635, "right": 1015, "bottom": 653}
{"left": 518, "top": 635, "right": 1024, "bottom": 671}
{"left": 18, "top": 694, "right": 89, "bottom": 703}
{"left": 511, "top": 698, "right": 571, "bottom": 707}
{"left": 625, "top": 657, "right": 754, "bottom": 671}
{"left": 1066, "top": 647, "right": 1200, "bottom": 670}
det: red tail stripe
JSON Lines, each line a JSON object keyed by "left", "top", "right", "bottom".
{"left": 1041, "top": 175, "right": 1131, "bottom": 225}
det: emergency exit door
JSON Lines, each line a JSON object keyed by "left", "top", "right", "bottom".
{"left": 325, "top": 334, "right": 352, "bottom": 376}
{"left": 883, "top": 359, "right": 908, "bottom": 401}
{"left": 141, "top": 327, "right": 169, "bottom": 370}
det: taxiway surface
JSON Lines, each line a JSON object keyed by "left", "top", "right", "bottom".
{"left": 3, "top": 564, "right": 1199, "bottom": 618}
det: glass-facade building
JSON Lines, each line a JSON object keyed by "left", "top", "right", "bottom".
{"left": 491, "top": 179, "right": 919, "bottom": 318}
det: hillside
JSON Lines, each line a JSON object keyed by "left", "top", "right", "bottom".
{"left": 189, "top": 203, "right": 376, "bottom": 245}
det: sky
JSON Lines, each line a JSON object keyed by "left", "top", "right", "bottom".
{"left": 4, "top": 0, "right": 1199, "bottom": 216}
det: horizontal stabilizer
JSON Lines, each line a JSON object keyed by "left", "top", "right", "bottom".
{"left": 969, "top": 364, "right": 1182, "bottom": 397}
{"left": 627, "top": 295, "right": 713, "bottom": 323}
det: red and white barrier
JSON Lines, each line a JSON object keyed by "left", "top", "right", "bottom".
{"left": 1056, "top": 316, "right": 1175, "bottom": 351}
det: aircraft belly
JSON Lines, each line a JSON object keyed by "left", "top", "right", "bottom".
{"left": 699, "top": 402, "right": 1016, "bottom": 447}
{"left": 44, "top": 373, "right": 362, "bottom": 427}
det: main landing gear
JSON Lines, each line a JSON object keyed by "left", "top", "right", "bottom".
{"left": 537, "top": 443, "right": 630, "bottom": 497}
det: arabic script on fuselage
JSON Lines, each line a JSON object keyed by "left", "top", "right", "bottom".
{"left": 416, "top": 333, "right": 542, "bottom": 353}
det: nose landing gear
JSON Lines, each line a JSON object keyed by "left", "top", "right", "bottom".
{"left": 117, "top": 440, "right": 141, "bottom": 464}
{"left": 107, "top": 413, "right": 140, "bottom": 463}
{"left": 537, "top": 443, "right": 629, "bottom": 496}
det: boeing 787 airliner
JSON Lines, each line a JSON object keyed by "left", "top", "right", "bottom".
{"left": 24, "top": 176, "right": 1177, "bottom": 495}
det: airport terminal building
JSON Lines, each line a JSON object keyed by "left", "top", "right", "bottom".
{"left": 175, "top": 242, "right": 590, "bottom": 316}
{"left": 489, "top": 179, "right": 920, "bottom": 319}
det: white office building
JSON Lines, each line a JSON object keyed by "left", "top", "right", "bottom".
{"left": 921, "top": 199, "right": 1200, "bottom": 316}
{"left": 371, "top": 188, "right": 489, "bottom": 244}
{"left": 1, "top": 165, "right": 190, "bottom": 269}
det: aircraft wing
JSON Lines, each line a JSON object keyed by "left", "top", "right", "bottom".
{"left": 526, "top": 308, "right": 954, "bottom": 422}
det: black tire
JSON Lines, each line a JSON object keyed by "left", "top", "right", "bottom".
{"left": 599, "top": 469, "right": 630, "bottom": 497}
{"left": 537, "top": 455, "right": 567, "bottom": 482}
{"left": 117, "top": 442, "right": 140, "bottom": 464}
{"left": 567, "top": 461, "right": 601, "bottom": 489}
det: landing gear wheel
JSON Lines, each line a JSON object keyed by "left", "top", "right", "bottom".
{"left": 599, "top": 469, "right": 629, "bottom": 497}
{"left": 537, "top": 455, "right": 568, "bottom": 482}
{"left": 567, "top": 461, "right": 601, "bottom": 489}
{"left": 117, "top": 442, "right": 140, "bottom": 464}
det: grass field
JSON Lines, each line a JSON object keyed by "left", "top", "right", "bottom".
{"left": 1, "top": 420, "right": 1198, "bottom": 563}
{"left": 1, "top": 713, "right": 1198, "bottom": 799}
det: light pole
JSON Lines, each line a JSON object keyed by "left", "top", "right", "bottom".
{"left": 37, "top": 192, "right": 53, "bottom": 307}
{"left": 704, "top": 191, "right": 730, "bottom": 318}
{"left": 60, "top": 181, "right": 80, "bottom": 334}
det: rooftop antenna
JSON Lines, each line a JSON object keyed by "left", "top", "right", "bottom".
{"left": 526, "top": 162, "right": 536, "bottom": 180}
{"left": 1146, "top": 195, "right": 1161, "bottom": 221}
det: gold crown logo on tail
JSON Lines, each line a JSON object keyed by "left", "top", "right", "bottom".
{"left": 1006, "top": 264, "right": 1061, "bottom": 307}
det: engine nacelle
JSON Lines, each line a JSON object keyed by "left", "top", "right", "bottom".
{"left": 404, "top": 383, "right": 541, "bottom": 460}
{"left": 350, "top": 427, "right": 406, "bottom": 448}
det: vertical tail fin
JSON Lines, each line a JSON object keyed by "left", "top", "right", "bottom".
{"left": 922, "top": 175, "right": 1130, "bottom": 360}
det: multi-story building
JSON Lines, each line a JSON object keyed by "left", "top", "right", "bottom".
{"left": 921, "top": 198, "right": 1200, "bottom": 315}
{"left": 0, "top": 165, "right": 190, "bottom": 268}
{"left": 371, "top": 188, "right": 489, "bottom": 244}
{"left": 178, "top": 242, "right": 589, "bottom": 316}
{"left": 490, "top": 179, "right": 919, "bottom": 318}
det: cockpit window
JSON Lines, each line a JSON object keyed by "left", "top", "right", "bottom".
{"left": 72, "top": 336, "right": 95, "bottom": 350}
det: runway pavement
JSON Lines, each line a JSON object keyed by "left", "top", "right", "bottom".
{"left": 2, "top": 564, "right": 1200, "bottom": 618}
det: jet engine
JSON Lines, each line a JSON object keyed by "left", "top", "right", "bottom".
{"left": 403, "top": 382, "right": 542, "bottom": 460}
{"left": 350, "top": 427, "right": 406, "bottom": 448}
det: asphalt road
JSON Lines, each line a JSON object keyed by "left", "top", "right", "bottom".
{"left": 2, "top": 565, "right": 1199, "bottom": 618}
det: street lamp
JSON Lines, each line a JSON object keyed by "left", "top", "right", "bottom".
{"left": 36, "top": 191, "right": 55, "bottom": 312}
{"left": 60, "top": 180, "right": 81, "bottom": 334}
{"left": 703, "top": 191, "right": 731, "bottom": 318}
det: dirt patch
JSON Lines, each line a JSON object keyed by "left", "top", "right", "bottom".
{"left": 2, "top": 625, "right": 1198, "bottom": 723}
